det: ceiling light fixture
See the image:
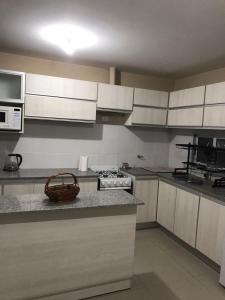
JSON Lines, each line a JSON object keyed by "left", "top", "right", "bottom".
{"left": 40, "top": 24, "right": 97, "bottom": 55}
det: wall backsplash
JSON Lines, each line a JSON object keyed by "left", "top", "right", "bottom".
{"left": 0, "top": 121, "right": 170, "bottom": 169}
{"left": 168, "top": 129, "right": 225, "bottom": 169}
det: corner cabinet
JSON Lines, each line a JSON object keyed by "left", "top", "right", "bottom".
{"left": 25, "top": 73, "right": 97, "bottom": 123}
{"left": 126, "top": 88, "right": 168, "bottom": 127}
{"left": 135, "top": 179, "right": 158, "bottom": 223}
{"left": 157, "top": 181, "right": 199, "bottom": 247}
{"left": 97, "top": 83, "right": 133, "bottom": 112}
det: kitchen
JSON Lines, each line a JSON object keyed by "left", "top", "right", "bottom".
{"left": 1, "top": 0, "right": 225, "bottom": 299}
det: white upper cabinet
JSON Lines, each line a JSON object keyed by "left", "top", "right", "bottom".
{"left": 167, "top": 107, "right": 203, "bottom": 127}
{"left": 169, "top": 86, "right": 205, "bottom": 108}
{"left": 131, "top": 106, "right": 167, "bottom": 126}
{"left": 97, "top": 83, "right": 133, "bottom": 112}
{"left": 205, "top": 82, "right": 225, "bottom": 104}
{"left": 25, "top": 94, "right": 96, "bottom": 122}
{"left": 26, "top": 73, "right": 97, "bottom": 101}
{"left": 203, "top": 105, "right": 225, "bottom": 127}
{"left": 134, "top": 88, "right": 168, "bottom": 108}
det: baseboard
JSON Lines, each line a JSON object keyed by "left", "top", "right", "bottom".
{"left": 136, "top": 221, "right": 159, "bottom": 230}
{"left": 158, "top": 225, "right": 220, "bottom": 273}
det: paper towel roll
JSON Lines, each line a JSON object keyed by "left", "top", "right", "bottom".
{"left": 78, "top": 156, "right": 88, "bottom": 172}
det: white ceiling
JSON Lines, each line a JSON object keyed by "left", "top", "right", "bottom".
{"left": 0, "top": 0, "right": 225, "bottom": 78}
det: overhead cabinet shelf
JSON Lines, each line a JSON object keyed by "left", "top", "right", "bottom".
{"left": 97, "top": 83, "right": 134, "bottom": 112}
{"left": 25, "top": 73, "right": 97, "bottom": 123}
{"left": 169, "top": 86, "right": 205, "bottom": 108}
{"left": 0, "top": 69, "right": 25, "bottom": 104}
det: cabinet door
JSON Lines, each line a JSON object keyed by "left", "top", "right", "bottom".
{"left": 167, "top": 107, "right": 203, "bottom": 127}
{"left": 135, "top": 179, "right": 158, "bottom": 223}
{"left": 134, "top": 88, "right": 168, "bottom": 108}
{"left": 3, "top": 183, "right": 34, "bottom": 195}
{"left": 25, "top": 94, "right": 96, "bottom": 122}
{"left": 97, "top": 83, "right": 133, "bottom": 111}
{"left": 174, "top": 188, "right": 199, "bottom": 247}
{"left": 169, "top": 86, "right": 205, "bottom": 108}
{"left": 131, "top": 106, "right": 167, "bottom": 126}
{"left": 157, "top": 181, "right": 176, "bottom": 232}
{"left": 26, "top": 73, "right": 97, "bottom": 101}
{"left": 205, "top": 82, "right": 225, "bottom": 104}
{"left": 196, "top": 196, "right": 225, "bottom": 265}
{"left": 78, "top": 180, "right": 98, "bottom": 192}
{"left": 203, "top": 105, "right": 225, "bottom": 127}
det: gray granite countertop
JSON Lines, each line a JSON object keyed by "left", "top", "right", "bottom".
{"left": 122, "top": 167, "right": 225, "bottom": 205}
{"left": 0, "top": 168, "right": 98, "bottom": 180}
{"left": 158, "top": 173, "right": 225, "bottom": 204}
{"left": 0, "top": 190, "right": 141, "bottom": 214}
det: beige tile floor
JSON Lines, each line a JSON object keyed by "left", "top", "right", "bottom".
{"left": 93, "top": 228, "right": 225, "bottom": 300}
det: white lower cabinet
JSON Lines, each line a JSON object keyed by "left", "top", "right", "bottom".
{"left": 135, "top": 179, "right": 158, "bottom": 223}
{"left": 25, "top": 94, "right": 96, "bottom": 122}
{"left": 196, "top": 196, "right": 225, "bottom": 265}
{"left": 157, "top": 181, "right": 176, "bottom": 231}
{"left": 173, "top": 188, "right": 199, "bottom": 247}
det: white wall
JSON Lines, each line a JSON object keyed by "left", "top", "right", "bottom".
{"left": 168, "top": 129, "right": 225, "bottom": 168}
{"left": 0, "top": 121, "right": 170, "bottom": 169}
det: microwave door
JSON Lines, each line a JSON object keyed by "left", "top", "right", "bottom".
{"left": 0, "top": 110, "right": 8, "bottom": 128}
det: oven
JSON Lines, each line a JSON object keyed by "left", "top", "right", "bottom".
{"left": 92, "top": 167, "right": 132, "bottom": 193}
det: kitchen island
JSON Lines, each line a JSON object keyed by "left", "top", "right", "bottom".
{"left": 0, "top": 190, "right": 141, "bottom": 300}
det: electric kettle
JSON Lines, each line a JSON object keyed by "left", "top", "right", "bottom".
{"left": 3, "top": 154, "right": 23, "bottom": 172}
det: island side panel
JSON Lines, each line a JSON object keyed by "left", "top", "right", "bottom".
{"left": 0, "top": 206, "right": 137, "bottom": 300}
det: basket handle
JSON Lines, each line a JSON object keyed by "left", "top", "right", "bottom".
{"left": 45, "top": 173, "right": 78, "bottom": 194}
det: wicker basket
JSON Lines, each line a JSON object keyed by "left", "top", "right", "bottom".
{"left": 45, "top": 173, "right": 80, "bottom": 202}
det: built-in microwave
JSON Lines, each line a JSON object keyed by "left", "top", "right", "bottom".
{"left": 0, "top": 105, "right": 22, "bottom": 131}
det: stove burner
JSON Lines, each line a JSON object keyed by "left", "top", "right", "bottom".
{"left": 97, "top": 170, "right": 128, "bottom": 179}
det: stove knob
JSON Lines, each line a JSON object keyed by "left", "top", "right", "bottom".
{"left": 114, "top": 181, "right": 117, "bottom": 185}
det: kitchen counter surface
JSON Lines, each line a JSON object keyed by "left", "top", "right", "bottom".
{"left": 0, "top": 190, "right": 141, "bottom": 215}
{"left": 0, "top": 168, "right": 98, "bottom": 180}
{"left": 122, "top": 167, "right": 225, "bottom": 204}
{"left": 159, "top": 173, "right": 225, "bottom": 204}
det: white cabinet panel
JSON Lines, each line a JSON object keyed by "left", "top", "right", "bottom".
{"left": 196, "top": 196, "right": 225, "bottom": 265}
{"left": 157, "top": 181, "right": 176, "bottom": 232}
{"left": 169, "top": 86, "right": 205, "bottom": 108}
{"left": 174, "top": 188, "right": 199, "bottom": 247}
{"left": 134, "top": 88, "right": 168, "bottom": 107}
{"left": 135, "top": 179, "right": 158, "bottom": 223}
{"left": 203, "top": 105, "right": 225, "bottom": 127}
{"left": 25, "top": 94, "right": 96, "bottom": 122}
{"left": 131, "top": 106, "right": 167, "bottom": 126}
{"left": 3, "top": 183, "right": 34, "bottom": 195}
{"left": 205, "top": 82, "right": 225, "bottom": 104}
{"left": 167, "top": 107, "right": 203, "bottom": 127}
{"left": 97, "top": 83, "right": 133, "bottom": 111}
{"left": 26, "top": 73, "right": 97, "bottom": 101}
{"left": 78, "top": 180, "right": 98, "bottom": 192}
